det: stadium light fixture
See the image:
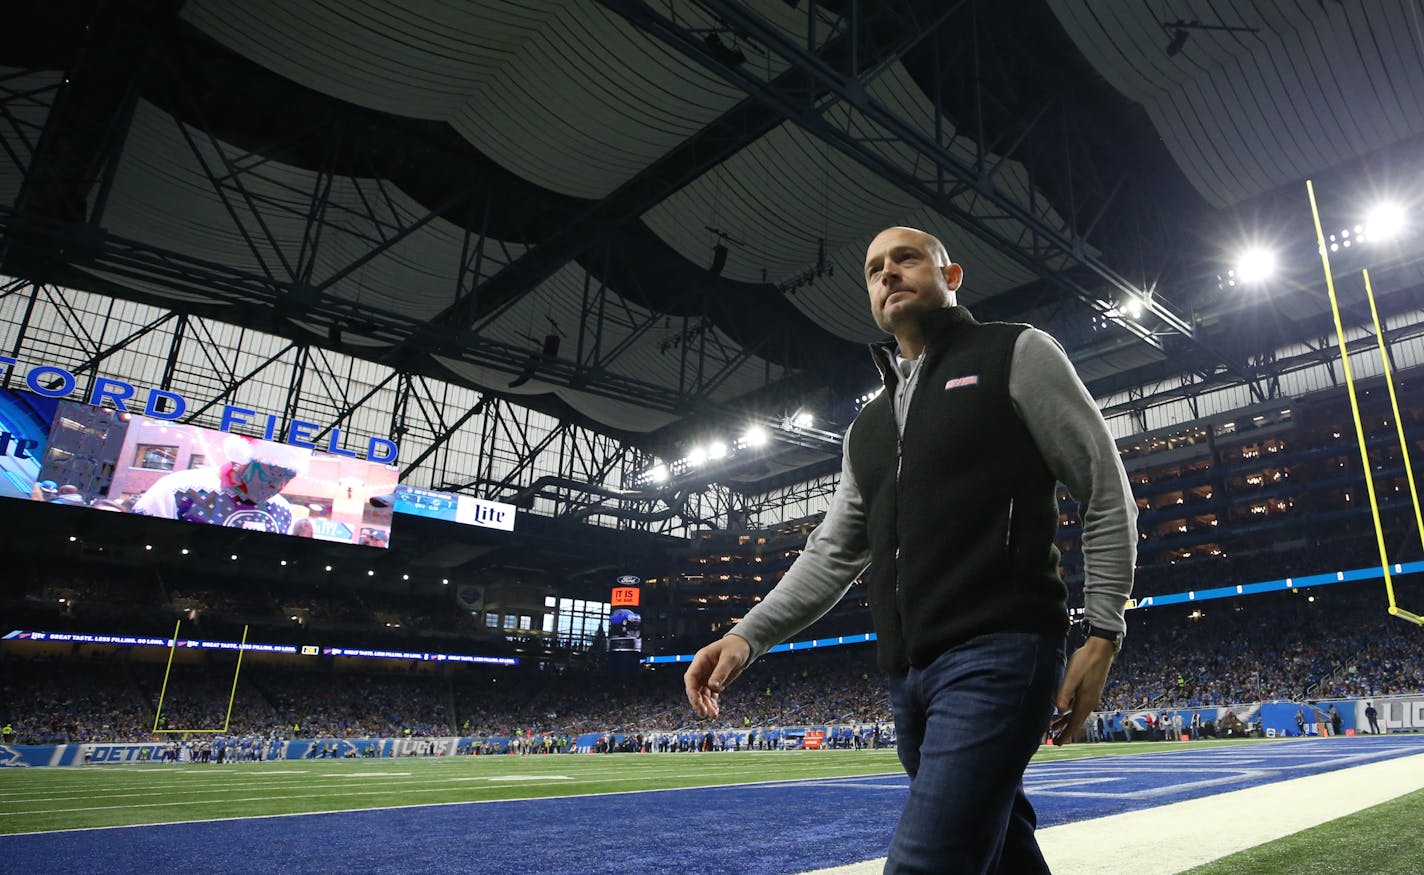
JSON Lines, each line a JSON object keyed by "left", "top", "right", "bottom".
{"left": 793, "top": 411, "right": 814, "bottom": 428}
{"left": 1126, "top": 297, "right": 1143, "bottom": 319}
{"left": 742, "top": 425, "right": 769, "bottom": 447}
{"left": 1234, "top": 248, "right": 1277, "bottom": 284}
{"left": 68, "top": 535, "right": 76, "bottom": 542}
{"left": 442, "top": 578, "right": 449, "bottom": 585}
{"left": 145, "top": 544, "right": 152, "bottom": 550}
{"left": 1366, "top": 203, "right": 1406, "bottom": 242}
{"left": 686, "top": 446, "right": 708, "bottom": 467}
{"left": 647, "top": 463, "right": 669, "bottom": 483}
{"left": 325, "top": 565, "right": 332, "bottom": 572}
{"left": 280, "top": 560, "right": 287, "bottom": 566}
{"left": 708, "top": 441, "right": 728, "bottom": 460}
{"left": 402, "top": 573, "right": 409, "bottom": 581}
{"left": 231, "top": 554, "right": 238, "bottom": 561}
{"left": 367, "top": 569, "right": 374, "bottom": 576}
{"left": 180, "top": 548, "right": 189, "bottom": 555}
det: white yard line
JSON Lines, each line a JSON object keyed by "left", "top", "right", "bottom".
{"left": 798, "top": 751, "right": 1424, "bottom": 875}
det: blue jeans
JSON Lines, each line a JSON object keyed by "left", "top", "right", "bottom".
{"left": 884, "top": 632, "right": 1066, "bottom": 874}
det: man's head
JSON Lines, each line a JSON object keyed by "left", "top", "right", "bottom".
{"left": 222, "top": 436, "right": 310, "bottom": 504}
{"left": 863, "top": 226, "right": 963, "bottom": 335}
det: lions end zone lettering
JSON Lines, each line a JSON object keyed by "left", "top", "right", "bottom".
{"left": 0, "top": 356, "right": 399, "bottom": 463}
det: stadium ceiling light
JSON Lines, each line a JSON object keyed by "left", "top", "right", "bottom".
{"left": 1125, "top": 297, "right": 1143, "bottom": 319}
{"left": 742, "top": 425, "right": 769, "bottom": 447}
{"left": 442, "top": 578, "right": 449, "bottom": 585}
{"left": 367, "top": 569, "right": 374, "bottom": 576}
{"left": 325, "top": 565, "right": 333, "bottom": 572}
{"left": 686, "top": 446, "right": 708, "bottom": 467}
{"left": 280, "top": 559, "right": 287, "bottom": 566}
{"left": 144, "top": 544, "right": 152, "bottom": 550}
{"left": 231, "top": 554, "right": 238, "bottom": 561}
{"left": 648, "top": 463, "right": 669, "bottom": 483}
{"left": 402, "top": 573, "right": 410, "bottom": 580}
{"left": 1233, "top": 248, "right": 1277, "bottom": 284}
{"left": 793, "top": 411, "right": 814, "bottom": 428}
{"left": 68, "top": 535, "right": 76, "bottom": 542}
{"left": 708, "top": 441, "right": 728, "bottom": 460}
{"left": 180, "top": 548, "right": 189, "bottom": 555}
{"left": 1366, "top": 203, "right": 1406, "bottom": 241}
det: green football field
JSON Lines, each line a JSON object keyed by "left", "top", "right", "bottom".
{"left": 0, "top": 739, "right": 1260, "bottom": 836}
{"left": 5, "top": 737, "right": 1423, "bottom": 874}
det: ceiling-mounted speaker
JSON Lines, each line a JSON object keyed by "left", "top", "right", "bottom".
{"left": 710, "top": 243, "right": 728, "bottom": 277}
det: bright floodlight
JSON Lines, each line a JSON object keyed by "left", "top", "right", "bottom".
{"left": 1366, "top": 203, "right": 1406, "bottom": 242}
{"left": 648, "top": 463, "right": 669, "bottom": 483}
{"left": 742, "top": 425, "right": 769, "bottom": 447}
{"left": 686, "top": 446, "right": 708, "bottom": 467}
{"left": 1234, "top": 248, "right": 1276, "bottom": 284}
{"left": 708, "top": 441, "right": 728, "bottom": 460}
{"left": 793, "top": 411, "right": 814, "bottom": 428}
{"left": 1125, "top": 297, "right": 1143, "bottom": 318}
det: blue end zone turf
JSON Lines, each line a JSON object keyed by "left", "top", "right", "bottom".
{"left": 5, "top": 736, "right": 1422, "bottom": 874}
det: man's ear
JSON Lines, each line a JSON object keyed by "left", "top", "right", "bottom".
{"left": 943, "top": 262, "right": 964, "bottom": 292}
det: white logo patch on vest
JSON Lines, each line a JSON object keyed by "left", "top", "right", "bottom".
{"left": 944, "top": 375, "right": 980, "bottom": 390}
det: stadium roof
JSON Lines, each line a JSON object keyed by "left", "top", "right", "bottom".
{"left": 3, "top": 0, "right": 1423, "bottom": 486}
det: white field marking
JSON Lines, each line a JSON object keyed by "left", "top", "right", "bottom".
{"left": 0, "top": 759, "right": 882, "bottom": 809}
{"left": 1034, "top": 769, "right": 1276, "bottom": 799}
{"left": 485, "top": 775, "right": 572, "bottom": 782}
{"left": 0, "top": 781, "right": 609, "bottom": 816}
{"left": 1026, "top": 746, "right": 1424, "bottom": 800}
{"left": 0, "top": 757, "right": 867, "bottom": 802}
{"left": 0, "top": 766, "right": 902, "bottom": 814}
{"left": 760, "top": 780, "right": 906, "bottom": 791}
{"left": 795, "top": 751, "right": 1424, "bottom": 875}
{"left": 1022, "top": 777, "right": 1118, "bottom": 793}
{"left": 0, "top": 769, "right": 314, "bottom": 794}
{"left": 0, "top": 770, "right": 907, "bottom": 837}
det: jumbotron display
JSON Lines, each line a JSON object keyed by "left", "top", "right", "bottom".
{"left": 0, "top": 387, "right": 398, "bottom": 547}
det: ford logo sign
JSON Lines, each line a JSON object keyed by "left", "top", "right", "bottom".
{"left": 616, "top": 575, "right": 641, "bottom": 585}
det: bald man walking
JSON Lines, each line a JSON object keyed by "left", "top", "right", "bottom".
{"left": 685, "top": 227, "right": 1137, "bottom": 873}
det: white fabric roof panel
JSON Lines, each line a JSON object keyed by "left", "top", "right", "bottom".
{"left": 433, "top": 353, "right": 680, "bottom": 433}
{"left": 180, "top": 0, "right": 565, "bottom": 121}
{"left": 184, "top": 0, "right": 825, "bottom": 200}
{"left": 1047, "top": 0, "right": 1424, "bottom": 208}
{"left": 0, "top": 69, "right": 61, "bottom": 208}
{"left": 100, "top": 101, "right": 524, "bottom": 321}
{"left": 486, "top": 262, "right": 787, "bottom": 405}
{"left": 642, "top": 60, "right": 1084, "bottom": 344}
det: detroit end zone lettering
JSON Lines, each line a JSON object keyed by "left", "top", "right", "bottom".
{"left": 0, "top": 356, "right": 398, "bottom": 463}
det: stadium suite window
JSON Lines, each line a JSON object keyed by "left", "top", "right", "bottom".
{"left": 187, "top": 454, "right": 207, "bottom": 470}
{"left": 135, "top": 444, "right": 178, "bottom": 471}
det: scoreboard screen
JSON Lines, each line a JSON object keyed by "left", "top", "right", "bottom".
{"left": 608, "top": 577, "right": 642, "bottom": 654}
{"left": 1, "top": 387, "right": 398, "bottom": 547}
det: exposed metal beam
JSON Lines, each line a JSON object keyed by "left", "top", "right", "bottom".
{"left": 598, "top": 0, "right": 1223, "bottom": 366}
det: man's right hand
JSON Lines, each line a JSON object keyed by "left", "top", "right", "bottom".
{"left": 684, "top": 634, "right": 751, "bottom": 719}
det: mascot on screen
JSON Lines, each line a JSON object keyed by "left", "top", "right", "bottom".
{"left": 132, "top": 435, "right": 311, "bottom": 534}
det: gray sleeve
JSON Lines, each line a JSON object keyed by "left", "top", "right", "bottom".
{"left": 1009, "top": 329, "right": 1137, "bottom": 637}
{"left": 727, "top": 429, "right": 871, "bottom": 662}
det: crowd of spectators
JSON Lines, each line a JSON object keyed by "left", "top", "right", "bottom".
{"left": 4, "top": 587, "right": 1422, "bottom": 746}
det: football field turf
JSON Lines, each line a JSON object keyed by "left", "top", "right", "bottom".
{"left": 0, "top": 740, "right": 1215, "bottom": 834}
{"left": 2, "top": 736, "right": 1422, "bottom": 874}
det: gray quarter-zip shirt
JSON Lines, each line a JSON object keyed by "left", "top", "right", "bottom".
{"left": 729, "top": 327, "right": 1137, "bottom": 663}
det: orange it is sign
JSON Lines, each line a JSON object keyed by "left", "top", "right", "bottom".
{"left": 611, "top": 587, "right": 640, "bottom": 607}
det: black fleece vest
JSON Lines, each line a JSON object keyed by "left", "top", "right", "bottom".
{"left": 848, "top": 307, "right": 1067, "bottom": 673}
